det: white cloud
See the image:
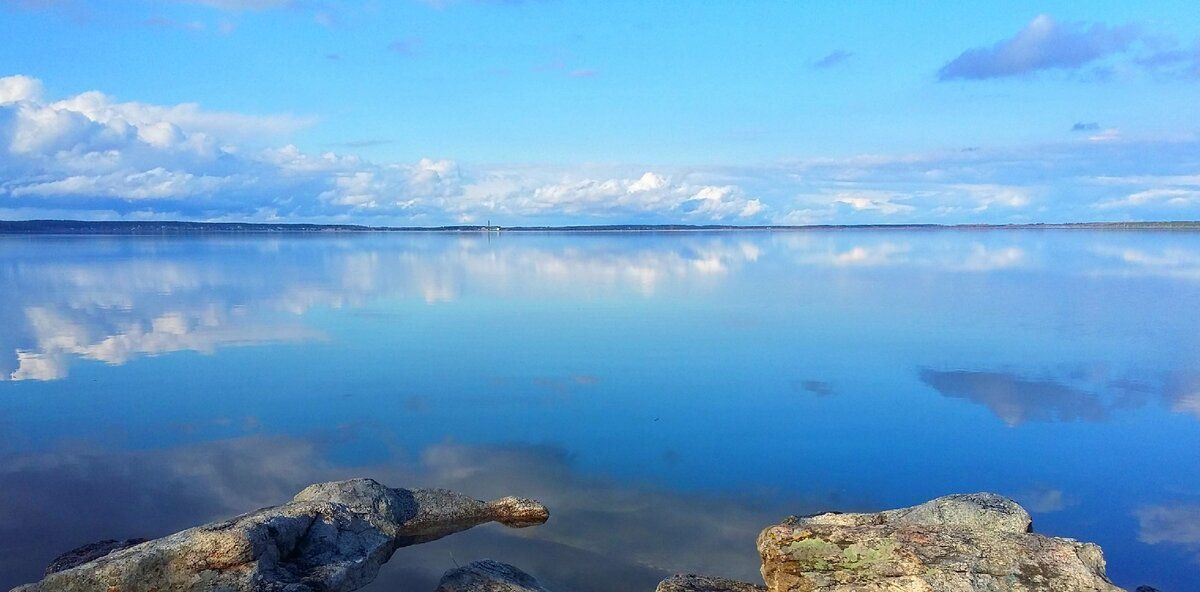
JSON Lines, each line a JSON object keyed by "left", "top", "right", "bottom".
{"left": 50, "top": 89, "right": 314, "bottom": 141}
{"left": 442, "top": 171, "right": 765, "bottom": 222}
{"left": 2, "top": 74, "right": 1199, "bottom": 225}
{"left": 1088, "top": 128, "right": 1121, "bottom": 142}
{"left": 12, "top": 168, "right": 230, "bottom": 199}
{"left": 953, "top": 184, "right": 1031, "bottom": 210}
{"left": 628, "top": 172, "right": 665, "bottom": 192}
{"left": 833, "top": 191, "right": 915, "bottom": 215}
{"left": 1096, "top": 188, "right": 1200, "bottom": 210}
{"left": 0, "top": 75, "right": 776, "bottom": 224}
{"left": 0, "top": 74, "right": 43, "bottom": 103}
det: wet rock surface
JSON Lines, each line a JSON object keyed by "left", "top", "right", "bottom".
{"left": 13, "top": 478, "right": 548, "bottom": 592}
{"left": 655, "top": 574, "right": 766, "bottom": 592}
{"left": 43, "top": 539, "right": 149, "bottom": 575}
{"left": 756, "top": 493, "right": 1123, "bottom": 592}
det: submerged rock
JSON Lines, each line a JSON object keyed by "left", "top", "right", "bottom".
{"left": 14, "top": 478, "right": 548, "bottom": 592}
{"left": 757, "top": 493, "right": 1122, "bottom": 592}
{"left": 44, "top": 538, "right": 149, "bottom": 575}
{"left": 436, "top": 560, "right": 553, "bottom": 592}
{"left": 656, "top": 574, "right": 766, "bottom": 592}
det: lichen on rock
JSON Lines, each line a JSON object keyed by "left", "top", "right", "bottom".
{"left": 756, "top": 493, "right": 1122, "bottom": 592}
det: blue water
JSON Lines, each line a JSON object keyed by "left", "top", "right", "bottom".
{"left": 1, "top": 230, "right": 1197, "bottom": 591}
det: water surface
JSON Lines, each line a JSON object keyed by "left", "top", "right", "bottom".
{"left": 1, "top": 230, "right": 1198, "bottom": 590}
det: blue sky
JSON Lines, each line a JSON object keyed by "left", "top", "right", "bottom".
{"left": 1, "top": 0, "right": 1198, "bottom": 225}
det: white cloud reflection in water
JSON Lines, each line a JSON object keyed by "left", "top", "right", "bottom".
{"left": 1, "top": 230, "right": 1200, "bottom": 590}
{"left": 0, "top": 435, "right": 831, "bottom": 591}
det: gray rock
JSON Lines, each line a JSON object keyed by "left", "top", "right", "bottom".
{"left": 757, "top": 492, "right": 1123, "bottom": 592}
{"left": 656, "top": 574, "right": 766, "bottom": 592}
{"left": 436, "top": 560, "right": 552, "bottom": 592}
{"left": 13, "top": 478, "right": 548, "bottom": 592}
{"left": 44, "top": 539, "right": 149, "bottom": 575}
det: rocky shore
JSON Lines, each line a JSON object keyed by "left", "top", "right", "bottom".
{"left": 12, "top": 483, "right": 1132, "bottom": 592}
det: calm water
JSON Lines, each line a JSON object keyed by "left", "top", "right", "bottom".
{"left": 1, "top": 230, "right": 1198, "bottom": 591}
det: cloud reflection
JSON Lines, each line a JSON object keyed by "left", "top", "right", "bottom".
{"left": 1135, "top": 503, "right": 1200, "bottom": 564}
{"left": 920, "top": 367, "right": 1200, "bottom": 425}
{"left": 0, "top": 236, "right": 764, "bottom": 380}
{"left": 919, "top": 369, "right": 1108, "bottom": 425}
{"left": 0, "top": 435, "right": 816, "bottom": 592}
{"left": 2, "top": 232, "right": 1198, "bottom": 384}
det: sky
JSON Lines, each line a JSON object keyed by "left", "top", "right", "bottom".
{"left": 0, "top": 0, "right": 1198, "bottom": 225}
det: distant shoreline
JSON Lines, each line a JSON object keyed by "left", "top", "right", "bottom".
{"left": 1, "top": 219, "right": 1199, "bottom": 235}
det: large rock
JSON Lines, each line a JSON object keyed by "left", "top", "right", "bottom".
{"left": 757, "top": 493, "right": 1122, "bottom": 592}
{"left": 14, "top": 478, "right": 548, "bottom": 592}
{"left": 436, "top": 560, "right": 553, "bottom": 592}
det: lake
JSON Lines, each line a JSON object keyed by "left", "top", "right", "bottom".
{"left": 1, "top": 230, "right": 1197, "bottom": 591}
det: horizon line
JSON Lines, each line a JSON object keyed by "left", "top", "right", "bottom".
{"left": 2, "top": 219, "right": 1200, "bottom": 234}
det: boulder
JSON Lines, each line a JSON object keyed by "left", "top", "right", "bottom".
{"left": 14, "top": 478, "right": 548, "bottom": 592}
{"left": 436, "top": 560, "right": 553, "bottom": 592}
{"left": 757, "top": 493, "right": 1122, "bottom": 592}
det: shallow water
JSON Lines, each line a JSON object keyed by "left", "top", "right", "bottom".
{"left": 1, "top": 230, "right": 1198, "bottom": 591}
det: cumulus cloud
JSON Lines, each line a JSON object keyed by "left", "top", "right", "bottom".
{"left": 0, "top": 75, "right": 774, "bottom": 224}
{"left": 2, "top": 74, "right": 1200, "bottom": 225}
{"left": 938, "top": 15, "right": 1140, "bottom": 80}
{"left": 0, "top": 74, "right": 44, "bottom": 103}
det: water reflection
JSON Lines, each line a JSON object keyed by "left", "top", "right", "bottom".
{"left": 0, "top": 433, "right": 813, "bottom": 591}
{"left": 920, "top": 369, "right": 1109, "bottom": 425}
{"left": 2, "top": 230, "right": 1200, "bottom": 590}
{"left": 0, "top": 231, "right": 1072, "bottom": 382}
{"left": 1014, "top": 487, "right": 1076, "bottom": 514}
{"left": 920, "top": 367, "right": 1200, "bottom": 425}
{"left": 1, "top": 235, "right": 774, "bottom": 380}
{"left": 1090, "top": 245, "right": 1200, "bottom": 280}
{"left": 1136, "top": 504, "right": 1200, "bottom": 563}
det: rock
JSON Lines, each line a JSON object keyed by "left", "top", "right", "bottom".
{"left": 44, "top": 539, "right": 148, "bottom": 575}
{"left": 757, "top": 493, "right": 1123, "bottom": 592}
{"left": 436, "top": 560, "right": 552, "bottom": 592}
{"left": 1134, "top": 587, "right": 1160, "bottom": 592}
{"left": 656, "top": 574, "right": 766, "bottom": 592}
{"left": 14, "top": 478, "right": 548, "bottom": 592}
